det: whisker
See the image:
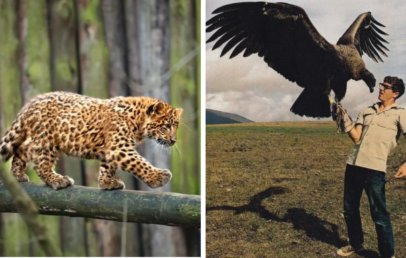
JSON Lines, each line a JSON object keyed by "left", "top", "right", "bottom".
{"left": 149, "top": 143, "right": 158, "bottom": 156}
{"left": 178, "top": 112, "right": 197, "bottom": 124}
{"left": 165, "top": 146, "right": 171, "bottom": 159}
{"left": 180, "top": 121, "right": 194, "bottom": 132}
{"left": 174, "top": 144, "right": 183, "bottom": 161}
{"left": 159, "top": 144, "right": 165, "bottom": 159}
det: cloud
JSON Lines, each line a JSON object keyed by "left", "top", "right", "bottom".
{"left": 207, "top": 90, "right": 320, "bottom": 122}
{"left": 206, "top": 0, "right": 406, "bottom": 122}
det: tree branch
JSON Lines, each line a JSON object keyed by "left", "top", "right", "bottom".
{"left": 0, "top": 182, "right": 200, "bottom": 228}
{"left": 0, "top": 171, "right": 62, "bottom": 256}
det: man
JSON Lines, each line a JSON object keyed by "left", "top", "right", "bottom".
{"left": 334, "top": 76, "right": 406, "bottom": 258}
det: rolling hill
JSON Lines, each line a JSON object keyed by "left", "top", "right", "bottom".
{"left": 206, "top": 109, "right": 253, "bottom": 125}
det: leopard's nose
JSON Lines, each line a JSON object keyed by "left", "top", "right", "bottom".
{"left": 170, "top": 134, "right": 177, "bottom": 143}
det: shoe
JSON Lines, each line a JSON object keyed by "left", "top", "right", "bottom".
{"left": 337, "top": 245, "right": 364, "bottom": 256}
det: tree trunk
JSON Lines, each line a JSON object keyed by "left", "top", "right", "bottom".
{"left": 125, "top": 0, "right": 188, "bottom": 256}
{"left": 0, "top": 59, "right": 5, "bottom": 258}
{"left": 25, "top": 0, "right": 52, "bottom": 98}
{"left": 102, "top": 0, "right": 143, "bottom": 256}
{"left": 0, "top": 0, "right": 26, "bottom": 256}
{"left": 170, "top": 1, "right": 201, "bottom": 255}
{"left": 16, "top": 0, "right": 29, "bottom": 105}
{"left": 47, "top": 0, "right": 85, "bottom": 255}
{"left": 102, "top": 0, "right": 129, "bottom": 97}
{"left": 18, "top": 1, "right": 58, "bottom": 255}
{"left": 170, "top": 0, "right": 199, "bottom": 195}
{"left": 75, "top": 0, "right": 112, "bottom": 256}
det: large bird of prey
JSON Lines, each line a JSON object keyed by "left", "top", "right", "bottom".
{"left": 206, "top": 2, "right": 389, "bottom": 118}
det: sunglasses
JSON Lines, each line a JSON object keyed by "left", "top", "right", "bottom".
{"left": 379, "top": 83, "right": 393, "bottom": 90}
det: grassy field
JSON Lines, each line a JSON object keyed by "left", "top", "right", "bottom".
{"left": 206, "top": 121, "right": 406, "bottom": 258}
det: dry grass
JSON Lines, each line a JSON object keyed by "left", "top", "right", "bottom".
{"left": 206, "top": 121, "right": 406, "bottom": 258}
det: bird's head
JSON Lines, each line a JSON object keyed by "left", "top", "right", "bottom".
{"left": 367, "top": 80, "right": 376, "bottom": 93}
{"left": 361, "top": 69, "right": 376, "bottom": 93}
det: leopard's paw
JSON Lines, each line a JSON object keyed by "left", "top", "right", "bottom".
{"left": 99, "top": 178, "right": 125, "bottom": 190}
{"left": 14, "top": 173, "right": 29, "bottom": 182}
{"left": 50, "top": 176, "right": 74, "bottom": 190}
{"left": 146, "top": 169, "right": 172, "bottom": 188}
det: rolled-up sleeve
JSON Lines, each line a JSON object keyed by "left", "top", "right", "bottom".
{"left": 399, "top": 109, "right": 406, "bottom": 134}
{"left": 355, "top": 109, "right": 366, "bottom": 126}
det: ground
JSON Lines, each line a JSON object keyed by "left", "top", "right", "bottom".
{"left": 206, "top": 121, "right": 406, "bottom": 258}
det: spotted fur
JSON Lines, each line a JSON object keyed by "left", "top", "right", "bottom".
{"left": 0, "top": 92, "right": 182, "bottom": 190}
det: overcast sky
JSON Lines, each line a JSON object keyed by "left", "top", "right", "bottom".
{"left": 206, "top": 0, "right": 406, "bottom": 122}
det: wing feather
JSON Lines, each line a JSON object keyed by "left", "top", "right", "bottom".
{"left": 220, "top": 33, "right": 246, "bottom": 57}
{"left": 366, "top": 29, "right": 389, "bottom": 51}
{"left": 370, "top": 23, "right": 388, "bottom": 35}
{"left": 369, "top": 27, "right": 389, "bottom": 44}
{"left": 230, "top": 38, "right": 250, "bottom": 58}
{"left": 338, "top": 13, "right": 389, "bottom": 63}
{"left": 206, "top": 18, "right": 235, "bottom": 32}
{"left": 366, "top": 31, "right": 388, "bottom": 56}
{"left": 207, "top": 23, "right": 242, "bottom": 40}
{"left": 360, "top": 15, "right": 389, "bottom": 62}
{"left": 243, "top": 37, "right": 263, "bottom": 57}
{"left": 371, "top": 16, "right": 385, "bottom": 27}
{"left": 210, "top": 25, "right": 245, "bottom": 50}
{"left": 360, "top": 32, "right": 377, "bottom": 62}
{"left": 366, "top": 38, "right": 383, "bottom": 62}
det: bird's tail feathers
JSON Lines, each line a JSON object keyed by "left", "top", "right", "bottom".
{"left": 290, "top": 89, "right": 331, "bottom": 118}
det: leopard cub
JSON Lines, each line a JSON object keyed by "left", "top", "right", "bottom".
{"left": 0, "top": 92, "right": 182, "bottom": 190}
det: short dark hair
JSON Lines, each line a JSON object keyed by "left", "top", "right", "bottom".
{"left": 384, "top": 76, "right": 405, "bottom": 99}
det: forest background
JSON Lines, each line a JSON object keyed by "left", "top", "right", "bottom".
{"left": 0, "top": 0, "right": 201, "bottom": 256}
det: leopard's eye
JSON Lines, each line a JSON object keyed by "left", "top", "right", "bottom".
{"left": 165, "top": 124, "right": 171, "bottom": 130}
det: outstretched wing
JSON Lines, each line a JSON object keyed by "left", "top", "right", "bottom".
{"left": 206, "top": 2, "right": 338, "bottom": 89}
{"left": 337, "top": 12, "right": 389, "bottom": 62}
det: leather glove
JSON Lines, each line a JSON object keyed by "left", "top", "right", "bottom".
{"left": 332, "top": 102, "right": 354, "bottom": 133}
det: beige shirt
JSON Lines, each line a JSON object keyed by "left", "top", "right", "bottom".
{"left": 347, "top": 103, "right": 406, "bottom": 172}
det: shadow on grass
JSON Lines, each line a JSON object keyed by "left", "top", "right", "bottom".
{"left": 207, "top": 186, "right": 347, "bottom": 248}
{"left": 207, "top": 187, "right": 287, "bottom": 221}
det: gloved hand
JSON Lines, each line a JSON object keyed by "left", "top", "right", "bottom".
{"left": 331, "top": 103, "right": 339, "bottom": 122}
{"left": 332, "top": 103, "right": 354, "bottom": 133}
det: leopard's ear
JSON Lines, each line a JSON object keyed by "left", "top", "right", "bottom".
{"left": 175, "top": 108, "right": 183, "bottom": 117}
{"left": 146, "top": 102, "right": 165, "bottom": 116}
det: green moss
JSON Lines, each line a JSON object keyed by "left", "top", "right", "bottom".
{"left": 79, "top": 0, "right": 109, "bottom": 99}
{"left": 174, "top": 0, "right": 188, "bottom": 17}
{"left": 26, "top": 0, "right": 51, "bottom": 97}
{"left": 80, "top": 0, "right": 100, "bottom": 23}
{"left": 178, "top": 203, "right": 200, "bottom": 218}
{"left": 55, "top": 61, "right": 73, "bottom": 82}
{"left": 58, "top": 2, "right": 72, "bottom": 19}
{"left": 0, "top": 0, "right": 21, "bottom": 126}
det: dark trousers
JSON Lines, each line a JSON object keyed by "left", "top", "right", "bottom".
{"left": 343, "top": 164, "right": 394, "bottom": 258}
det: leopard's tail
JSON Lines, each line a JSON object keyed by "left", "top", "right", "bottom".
{"left": 0, "top": 115, "right": 26, "bottom": 162}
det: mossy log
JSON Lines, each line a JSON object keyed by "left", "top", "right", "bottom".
{"left": 0, "top": 182, "right": 200, "bottom": 228}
